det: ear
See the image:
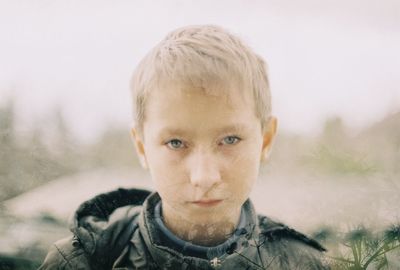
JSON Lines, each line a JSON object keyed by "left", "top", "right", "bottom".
{"left": 261, "top": 116, "right": 278, "bottom": 162}
{"left": 130, "top": 127, "right": 148, "bottom": 169}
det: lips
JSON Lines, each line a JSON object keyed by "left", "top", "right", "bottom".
{"left": 191, "top": 199, "right": 223, "bottom": 207}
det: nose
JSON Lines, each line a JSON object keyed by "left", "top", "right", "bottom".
{"left": 188, "top": 150, "right": 222, "bottom": 190}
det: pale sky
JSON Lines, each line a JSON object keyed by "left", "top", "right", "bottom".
{"left": 1, "top": 0, "right": 399, "bottom": 141}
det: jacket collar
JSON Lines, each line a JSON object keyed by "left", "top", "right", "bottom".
{"left": 139, "top": 192, "right": 262, "bottom": 269}
{"left": 69, "top": 188, "right": 151, "bottom": 268}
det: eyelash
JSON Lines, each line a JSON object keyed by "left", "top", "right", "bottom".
{"left": 220, "top": 135, "right": 241, "bottom": 146}
{"left": 165, "top": 135, "right": 242, "bottom": 150}
{"left": 165, "top": 139, "right": 186, "bottom": 150}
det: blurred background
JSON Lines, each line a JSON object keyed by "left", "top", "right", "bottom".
{"left": 0, "top": 0, "right": 399, "bottom": 268}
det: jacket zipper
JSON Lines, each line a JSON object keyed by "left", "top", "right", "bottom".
{"left": 210, "top": 257, "right": 222, "bottom": 268}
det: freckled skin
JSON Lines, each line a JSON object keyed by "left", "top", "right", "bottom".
{"left": 131, "top": 84, "right": 277, "bottom": 246}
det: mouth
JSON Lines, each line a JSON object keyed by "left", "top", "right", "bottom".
{"left": 190, "top": 199, "right": 224, "bottom": 207}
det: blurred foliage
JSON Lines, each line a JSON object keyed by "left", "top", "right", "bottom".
{"left": 312, "top": 225, "right": 400, "bottom": 269}
{"left": 0, "top": 99, "right": 139, "bottom": 202}
{"left": 271, "top": 114, "right": 399, "bottom": 176}
{"left": 307, "top": 117, "right": 376, "bottom": 174}
{"left": 304, "top": 145, "right": 378, "bottom": 175}
{"left": 0, "top": 100, "right": 78, "bottom": 201}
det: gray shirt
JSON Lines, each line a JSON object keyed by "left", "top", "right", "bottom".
{"left": 154, "top": 201, "right": 247, "bottom": 260}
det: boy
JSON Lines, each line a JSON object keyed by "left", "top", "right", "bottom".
{"left": 39, "top": 25, "right": 329, "bottom": 269}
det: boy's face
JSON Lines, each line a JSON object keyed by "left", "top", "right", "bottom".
{"left": 131, "top": 84, "right": 277, "bottom": 224}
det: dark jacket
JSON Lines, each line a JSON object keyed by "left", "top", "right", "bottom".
{"left": 39, "top": 188, "right": 330, "bottom": 270}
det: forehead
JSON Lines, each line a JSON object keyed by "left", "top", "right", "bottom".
{"left": 150, "top": 78, "right": 253, "bottom": 110}
{"left": 149, "top": 79, "right": 253, "bottom": 111}
{"left": 143, "top": 82, "right": 260, "bottom": 136}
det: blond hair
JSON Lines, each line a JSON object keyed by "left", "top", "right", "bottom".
{"left": 130, "top": 25, "right": 271, "bottom": 132}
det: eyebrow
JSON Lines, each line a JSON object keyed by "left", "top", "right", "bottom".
{"left": 215, "top": 123, "right": 249, "bottom": 134}
{"left": 158, "top": 123, "right": 250, "bottom": 137}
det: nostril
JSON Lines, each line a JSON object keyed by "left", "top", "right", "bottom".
{"left": 188, "top": 152, "right": 222, "bottom": 187}
{"left": 190, "top": 172, "right": 222, "bottom": 188}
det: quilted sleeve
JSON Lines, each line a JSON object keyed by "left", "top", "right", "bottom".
{"left": 38, "top": 236, "right": 91, "bottom": 270}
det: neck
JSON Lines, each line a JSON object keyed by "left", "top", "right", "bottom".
{"left": 162, "top": 203, "right": 241, "bottom": 246}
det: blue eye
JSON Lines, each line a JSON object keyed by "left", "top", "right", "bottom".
{"left": 221, "top": 136, "right": 241, "bottom": 145}
{"left": 166, "top": 139, "right": 184, "bottom": 149}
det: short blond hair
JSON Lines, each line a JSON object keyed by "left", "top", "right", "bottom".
{"left": 130, "top": 25, "right": 271, "bottom": 132}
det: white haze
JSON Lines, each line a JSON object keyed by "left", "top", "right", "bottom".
{"left": 0, "top": 0, "right": 399, "bottom": 142}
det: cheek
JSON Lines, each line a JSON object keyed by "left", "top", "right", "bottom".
{"left": 226, "top": 140, "right": 262, "bottom": 169}
{"left": 225, "top": 144, "right": 261, "bottom": 191}
{"left": 146, "top": 148, "right": 187, "bottom": 197}
{"left": 145, "top": 143, "right": 180, "bottom": 172}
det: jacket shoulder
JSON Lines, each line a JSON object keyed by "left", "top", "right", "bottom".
{"left": 257, "top": 215, "right": 330, "bottom": 269}
{"left": 257, "top": 215, "right": 326, "bottom": 252}
{"left": 39, "top": 204, "right": 143, "bottom": 270}
{"left": 38, "top": 236, "right": 91, "bottom": 270}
